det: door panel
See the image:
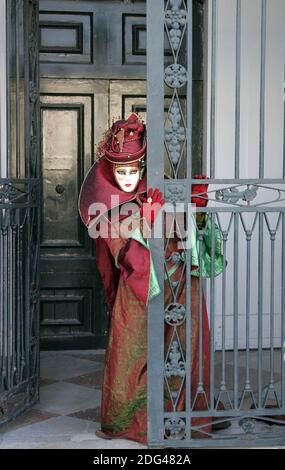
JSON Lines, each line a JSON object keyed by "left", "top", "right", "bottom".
{"left": 40, "top": 79, "right": 109, "bottom": 349}
{"left": 110, "top": 80, "right": 147, "bottom": 121}
{"left": 39, "top": 0, "right": 147, "bottom": 80}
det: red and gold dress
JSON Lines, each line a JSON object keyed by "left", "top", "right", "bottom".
{"left": 99, "top": 232, "right": 213, "bottom": 444}
{"left": 78, "top": 141, "right": 223, "bottom": 446}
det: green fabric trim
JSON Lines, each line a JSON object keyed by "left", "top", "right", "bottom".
{"left": 191, "top": 214, "right": 225, "bottom": 277}
{"left": 164, "top": 214, "right": 225, "bottom": 280}
{"left": 165, "top": 263, "right": 180, "bottom": 280}
{"left": 129, "top": 226, "right": 161, "bottom": 301}
{"left": 126, "top": 213, "right": 225, "bottom": 297}
{"left": 102, "top": 386, "right": 147, "bottom": 434}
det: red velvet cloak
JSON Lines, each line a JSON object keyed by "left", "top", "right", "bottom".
{"left": 78, "top": 157, "right": 149, "bottom": 312}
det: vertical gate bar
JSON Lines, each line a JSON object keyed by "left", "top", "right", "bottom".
{"left": 10, "top": 213, "right": 15, "bottom": 386}
{"left": 19, "top": 211, "right": 25, "bottom": 381}
{"left": 7, "top": 218, "right": 13, "bottom": 388}
{"left": 245, "top": 222, "right": 251, "bottom": 389}
{"left": 30, "top": 0, "right": 40, "bottom": 396}
{"left": 15, "top": 0, "right": 20, "bottom": 178}
{"left": 257, "top": 212, "right": 264, "bottom": 407}
{"left": 259, "top": 0, "right": 267, "bottom": 179}
{"left": 234, "top": 0, "right": 241, "bottom": 178}
{"left": 0, "top": 0, "right": 7, "bottom": 178}
{"left": 283, "top": 68, "right": 285, "bottom": 178}
{"left": 23, "top": 2, "right": 29, "bottom": 386}
{"left": 0, "top": 223, "right": 4, "bottom": 389}
{"left": 12, "top": 212, "right": 17, "bottom": 385}
{"left": 198, "top": 235, "right": 203, "bottom": 392}
{"left": 186, "top": 0, "right": 193, "bottom": 440}
{"left": 25, "top": 205, "right": 31, "bottom": 382}
{"left": 1, "top": 230, "right": 4, "bottom": 388}
{"left": 268, "top": 224, "right": 275, "bottom": 392}
{"left": 281, "top": 212, "right": 285, "bottom": 407}
{"left": 0, "top": 225, "right": 2, "bottom": 388}
{"left": 24, "top": 0, "right": 30, "bottom": 180}
{"left": 210, "top": 0, "right": 216, "bottom": 179}
{"left": 24, "top": 0, "right": 31, "bottom": 384}
{"left": 221, "top": 231, "right": 228, "bottom": 392}
{"left": 16, "top": 208, "right": 21, "bottom": 384}
{"left": 185, "top": 197, "right": 192, "bottom": 439}
{"left": 2, "top": 221, "right": 5, "bottom": 388}
{"left": 12, "top": 0, "right": 19, "bottom": 378}
{"left": 147, "top": 0, "right": 165, "bottom": 446}
{"left": 7, "top": 214, "right": 11, "bottom": 388}
{"left": 6, "top": 0, "right": 12, "bottom": 177}
{"left": 3, "top": 222, "right": 9, "bottom": 388}
{"left": 187, "top": 0, "right": 193, "bottom": 184}
{"left": 210, "top": 212, "right": 215, "bottom": 409}
{"left": 24, "top": 204, "right": 30, "bottom": 382}
{"left": 233, "top": 212, "right": 239, "bottom": 409}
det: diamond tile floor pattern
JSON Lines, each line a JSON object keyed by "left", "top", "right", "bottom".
{"left": 0, "top": 350, "right": 284, "bottom": 448}
{"left": 0, "top": 350, "right": 146, "bottom": 449}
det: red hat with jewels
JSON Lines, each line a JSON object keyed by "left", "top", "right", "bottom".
{"left": 78, "top": 112, "right": 147, "bottom": 229}
{"left": 101, "top": 112, "right": 146, "bottom": 164}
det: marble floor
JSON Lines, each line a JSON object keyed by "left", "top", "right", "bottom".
{"left": 0, "top": 349, "right": 146, "bottom": 449}
{"left": 0, "top": 349, "right": 284, "bottom": 449}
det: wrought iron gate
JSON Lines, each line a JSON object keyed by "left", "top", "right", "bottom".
{"left": 147, "top": 0, "right": 285, "bottom": 447}
{"left": 0, "top": 0, "right": 40, "bottom": 424}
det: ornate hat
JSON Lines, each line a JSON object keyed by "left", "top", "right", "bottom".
{"left": 102, "top": 112, "right": 146, "bottom": 164}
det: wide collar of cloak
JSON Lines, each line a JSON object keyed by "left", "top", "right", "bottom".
{"left": 78, "top": 156, "right": 147, "bottom": 227}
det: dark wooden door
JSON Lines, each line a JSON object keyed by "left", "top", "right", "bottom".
{"left": 39, "top": 0, "right": 147, "bottom": 350}
{"left": 39, "top": 79, "right": 110, "bottom": 350}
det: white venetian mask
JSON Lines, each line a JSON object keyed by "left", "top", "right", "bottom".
{"left": 113, "top": 165, "right": 140, "bottom": 193}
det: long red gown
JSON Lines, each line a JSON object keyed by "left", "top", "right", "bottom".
{"left": 96, "top": 210, "right": 211, "bottom": 445}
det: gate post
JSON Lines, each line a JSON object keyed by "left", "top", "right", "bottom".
{"left": 0, "top": 0, "right": 40, "bottom": 425}
{"left": 147, "top": 0, "right": 165, "bottom": 447}
{"left": 147, "top": 0, "right": 194, "bottom": 446}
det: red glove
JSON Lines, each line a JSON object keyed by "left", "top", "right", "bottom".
{"left": 140, "top": 187, "right": 166, "bottom": 227}
{"left": 191, "top": 174, "right": 209, "bottom": 207}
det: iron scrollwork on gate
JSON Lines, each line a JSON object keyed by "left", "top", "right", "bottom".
{"left": 147, "top": 0, "right": 285, "bottom": 447}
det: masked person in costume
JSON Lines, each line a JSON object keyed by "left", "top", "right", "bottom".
{"left": 78, "top": 113, "right": 225, "bottom": 444}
